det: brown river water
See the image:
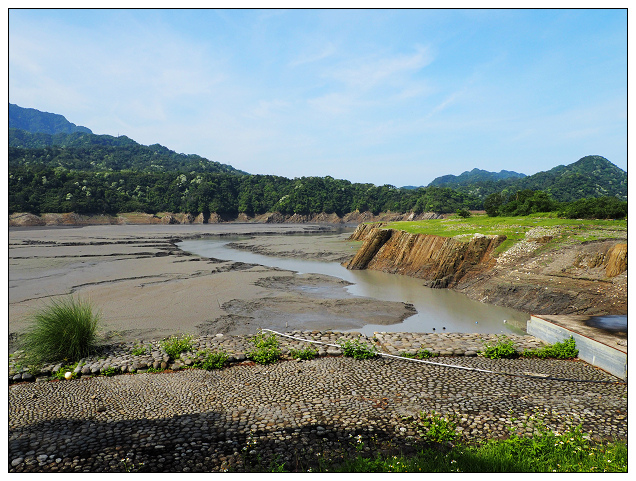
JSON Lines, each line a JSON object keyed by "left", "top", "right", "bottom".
{"left": 178, "top": 235, "right": 530, "bottom": 336}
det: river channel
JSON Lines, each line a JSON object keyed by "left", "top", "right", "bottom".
{"left": 178, "top": 234, "right": 530, "bottom": 336}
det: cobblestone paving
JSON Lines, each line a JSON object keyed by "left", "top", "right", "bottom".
{"left": 9, "top": 331, "right": 627, "bottom": 473}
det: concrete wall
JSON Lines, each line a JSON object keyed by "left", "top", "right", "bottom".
{"left": 527, "top": 316, "right": 627, "bottom": 381}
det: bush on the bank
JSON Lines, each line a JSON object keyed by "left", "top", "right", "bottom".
{"left": 21, "top": 296, "right": 101, "bottom": 363}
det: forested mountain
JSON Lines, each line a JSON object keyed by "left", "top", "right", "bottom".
{"left": 503, "top": 155, "right": 627, "bottom": 202}
{"left": 439, "top": 156, "right": 626, "bottom": 203}
{"left": 9, "top": 103, "right": 92, "bottom": 135}
{"left": 9, "top": 128, "right": 247, "bottom": 175}
{"left": 428, "top": 168, "right": 526, "bottom": 188}
{"left": 7, "top": 104, "right": 626, "bottom": 219}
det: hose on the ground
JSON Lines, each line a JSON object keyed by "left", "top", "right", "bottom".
{"left": 261, "top": 329, "right": 626, "bottom": 385}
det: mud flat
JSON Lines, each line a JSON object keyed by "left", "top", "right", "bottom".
{"left": 9, "top": 224, "right": 414, "bottom": 347}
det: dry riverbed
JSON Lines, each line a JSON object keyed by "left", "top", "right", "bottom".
{"left": 8, "top": 224, "right": 413, "bottom": 348}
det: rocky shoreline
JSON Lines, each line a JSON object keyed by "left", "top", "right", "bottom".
{"left": 9, "top": 330, "right": 549, "bottom": 383}
{"left": 9, "top": 330, "right": 627, "bottom": 473}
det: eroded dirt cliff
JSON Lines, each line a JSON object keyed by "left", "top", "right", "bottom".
{"left": 9, "top": 211, "right": 443, "bottom": 227}
{"left": 346, "top": 223, "right": 627, "bottom": 316}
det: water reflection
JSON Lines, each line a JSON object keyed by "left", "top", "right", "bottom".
{"left": 178, "top": 237, "right": 529, "bottom": 336}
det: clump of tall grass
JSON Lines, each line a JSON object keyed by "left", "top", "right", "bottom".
{"left": 21, "top": 296, "right": 101, "bottom": 363}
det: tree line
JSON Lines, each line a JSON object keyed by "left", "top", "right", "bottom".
{"left": 484, "top": 190, "right": 627, "bottom": 220}
{"left": 10, "top": 165, "right": 626, "bottom": 220}
{"left": 8, "top": 166, "right": 482, "bottom": 217}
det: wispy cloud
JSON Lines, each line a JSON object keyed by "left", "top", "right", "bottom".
{"left": 328, "top": 45, "right": 433, "bottom": 91}
{"left": 8, "top": 9, "right": 626, "bottom": 185}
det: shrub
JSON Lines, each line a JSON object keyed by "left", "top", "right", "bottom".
{"left": 160, "top": 334, "right": 193, "bottom": 360}
{"left": 198, "top": 350, "right": 229, "bottom": 370}
{"left": 456, "top": 209, "right": 471, "bottom": 218}
{"left": 247, "top": 332, "right": 281, "bottom": 365}
{"left": 21, "top": 296, "right": 101, "bottom": 363}
{"left": 339, "top": 338, "right": 377, "bottom": 360}
{"left": 481, "top": 336, "right": 519, "bottom": 359}
{"left": 290, "top": 346, "right": 318, "bottom": 360}
{"left": 523, "top": 336, "right": 578, "bottom": 359}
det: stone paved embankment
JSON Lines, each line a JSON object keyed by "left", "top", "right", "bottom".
{"left": 9, "top": 331, "right": 627, "bottom": 472}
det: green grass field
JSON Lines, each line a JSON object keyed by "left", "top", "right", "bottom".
{"left": 383, "top": 214, "right": 627, "bottom": 255}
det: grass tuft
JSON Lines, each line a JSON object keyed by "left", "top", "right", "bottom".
{"left": 21, "top": 296, "right": 101, "bottom": 364}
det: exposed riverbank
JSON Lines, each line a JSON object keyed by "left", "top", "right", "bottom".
{"left": 346, "top": 222, "right": 627, "bottom": 316}
{"left": 9, "top": 210, "right": 443, "bottom": 227}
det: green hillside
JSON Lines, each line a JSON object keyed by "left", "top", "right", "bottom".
{"left": 441, "top": 156, "right": 626, "bottom": 203}
{"left": 506, "top": 155, "right": 627, "bottom": 202}
{"left": 9, "top": 128, "right": 247, "bottom": 175}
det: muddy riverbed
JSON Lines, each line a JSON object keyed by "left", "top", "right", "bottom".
{"left": 8, "top": 224, "right": 415, "bottom": 347}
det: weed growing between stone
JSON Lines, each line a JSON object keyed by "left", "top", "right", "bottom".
{"left": 100, "top": 366, "right": 117, "bottom": 377}
{"left": 131, "top": 342, "right": 151, "bottom": 356}
{"left": 196, "top": 350, "right": 229, "bottom": 370}
{"left": 481, "top": 335, "right": 519, "bottom": 359}
{"left": 481, "top": 335, "right": 579, "bottom": 360}
{"left": 289, "top": 346, "right": 318, "bottom": 360}
{"left": 408, "top": 411, "right": 460, "bottom": 444}
{"left": 339, "top": 339, "right": 377, "bottom": 360}
{"left": 246, "top": 332, "right": 281, "bottom": 365}
{"left": 400, "top": 349, "right": 439, "bottom": 359}
{"left": 522, "top": 336, "right": 578, "bottom": 359}
{"left": 21, "top": 296, "right": 101, "bottom": 363}
{"left": 160, "top": 334, "right": 193, "bottom": 360}
{"left": 52, "top": 362, "right": 80, "bottom": 380}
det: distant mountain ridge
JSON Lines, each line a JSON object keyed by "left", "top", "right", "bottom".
{"left": 9, "top": 104, "right": 626, "bottom": 203}
{"left": 422, "top": 156, "right": 626, "bottom": 203}
{"left": 503, "top": 155, "right": 626, "bottom": 202}
{"left": 428, "top": 168, "right": 526, "bottom": 188}
{"left": 8, "top": 128, "right": 247, "bottom": 175}
{"left": 8, "top": 104, "right": 246, "bottom": 175}
{"left": 9, "top": 103, "right": 92, "bottom": 135}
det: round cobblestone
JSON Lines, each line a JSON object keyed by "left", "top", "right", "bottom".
{"left": 8, "top": 330, "right": 627, "bottom": 472}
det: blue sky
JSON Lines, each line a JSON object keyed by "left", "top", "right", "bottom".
{"left": 8, "top": 8, "right": 627, "bottom": 186}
